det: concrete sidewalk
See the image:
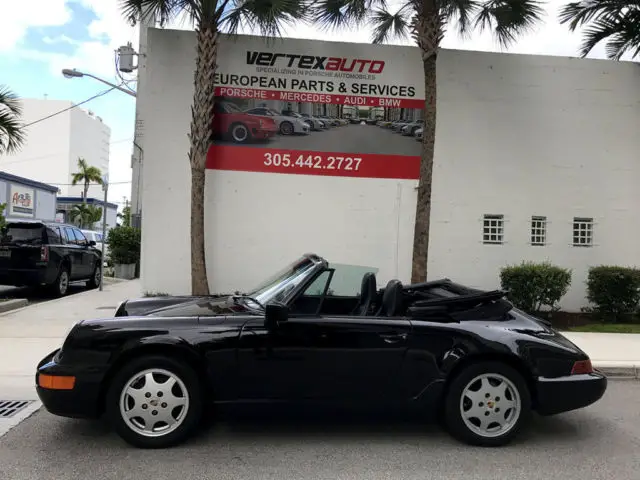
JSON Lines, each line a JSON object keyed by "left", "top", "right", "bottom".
{"left": 0, "top": 279, "right": 141, "bottom": 401}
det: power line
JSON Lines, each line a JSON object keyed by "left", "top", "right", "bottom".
{"left": 23, "top": 85, "right": 120, "bottom": 128}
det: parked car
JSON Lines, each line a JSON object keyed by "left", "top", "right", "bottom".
{"left": 401, "top": 120, "right": 424, "bottom": 136}
{"left": 293, "top": 112, "right": 326, "bottom": 131}
{"left": 81, "top": 229, "right": 110, "bottom": 265}
{"left": 244, "top": 107, "right": 310, "bottom": 136}
{"left": 415, "top": 127, "right": 423, "bottom": 141}
{"left": 317, "top": 115, "right": 341, "bottom": 127}
{"left": 0, "top": 220, "right": 102, "bottom": 296}
{"left": 212, "top": 100, "right": 277, "bottom": 143}
{"left": 36, "top": 252, "right": 607, "bottom": 449}
{"left": 392, "top": 121, "right": 412, "bottom": 133}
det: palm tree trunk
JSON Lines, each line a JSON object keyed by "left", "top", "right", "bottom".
{"left": 410, "top": 5, "right": 441, "bottom": 284}
{"left": 83, "top": 180, "right": 88, "bottom": 204}
{"left": 188, "top": 25, "right": 218, "bottom": 296}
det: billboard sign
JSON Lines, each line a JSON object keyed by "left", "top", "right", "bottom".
{"left": 9, "top": 184, "right": 35, "bottom": 217}
{"left": 206, "top": 35, "right": 424, "bottom": 181}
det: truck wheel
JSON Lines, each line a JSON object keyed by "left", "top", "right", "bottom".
{"left": 106, "top": 355, "right": 203, "bottom": 449}
{"left": 87, "top": 264, "right": 101, "bottom": 289}
{"left": 50, "top": 265, "right": 70, "bottom": 297}
{"left": 443, "top": 361, "right": 531, "bottom": 447}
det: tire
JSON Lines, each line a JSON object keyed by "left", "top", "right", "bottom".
{"left": 229, "top": 123, "right": 251, "bottom": 143}
{"left": 443, "top": 361, "right": 531, "bottom": 447}
{"left": 106, "top": 355, "right": 203, "bottom": 449}
{"left": 50, "top": 264, "right": 70, "bottom": 297}
{"left": 280, "top": 121, "right": 294, "bottom": 135}
{"left": 86, "top": 263, "right": 101, "bottom": 289}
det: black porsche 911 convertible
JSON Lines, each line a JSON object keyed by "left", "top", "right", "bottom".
{"left": 36, "top": 253, "right": 607, "bottom": 449}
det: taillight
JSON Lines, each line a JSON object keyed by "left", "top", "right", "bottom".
{"left": 571, "top": 359, "right": 593, "bottom": 375}
{"left": 40, "top": 245, "right": 49, "bottom": 262}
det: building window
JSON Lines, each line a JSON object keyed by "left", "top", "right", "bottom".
{"left": 572, "top": 217, "right": 593, "bottom": 247}
{"left": 483, "top": 214, "right": 504, "bottom": 244}
{"left": 531, "top": 216, "right": 547, "bottom": 246}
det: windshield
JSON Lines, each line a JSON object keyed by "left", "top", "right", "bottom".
{"left": 246, "top": 256, "right": 319, "bottom": 307}
{"left": 223, "top": 102, "right": 241, "bottom": 113}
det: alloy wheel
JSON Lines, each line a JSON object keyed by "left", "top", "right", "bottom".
{"left": 459, "top": 373, "right": 521, "bottom": 438}
{"left": 231, "top": 124, "right": 249, "bottom": 142}
{"left": 119, "top": 368, "right": 190, "bottom": 438}
{"left": 59, "top": 271, "right": 69, "bottom": 295}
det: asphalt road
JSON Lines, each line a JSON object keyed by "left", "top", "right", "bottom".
{"left": 0, "top": 381, "right": 638, "bottom": 480}
{"left": 218, "top": 123, "right": 422, "bottom": 156}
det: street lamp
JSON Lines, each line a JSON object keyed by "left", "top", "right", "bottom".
{"left": 61, "top": 68, "right": 137, "bottom": 98}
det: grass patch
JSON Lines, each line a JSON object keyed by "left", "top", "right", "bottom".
{"left": 568, "top": 323, "right": 640, "bottom": 334}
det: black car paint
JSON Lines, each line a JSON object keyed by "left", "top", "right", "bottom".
{"left": 0, "top": 220, "right": 101, "bottom": 288}
{"left": 37, "top": 285, "right": 606, "bottom": 422}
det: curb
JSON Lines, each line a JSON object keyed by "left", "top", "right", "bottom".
{"left": 594, "top": 365, "right": 639, "bottom": 380}
{"left": 0, "top": 299, "right": 28, "bottom": 314}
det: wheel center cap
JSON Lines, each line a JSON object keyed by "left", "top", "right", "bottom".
{"left": 487, "top": 400, "right": 495, "bottom": 408}
{"left": 150, "top": 399, "right": 158, "bottom": 407}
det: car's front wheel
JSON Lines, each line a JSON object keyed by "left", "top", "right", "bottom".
{"left": 86, "top": 263, "right": 101, "bottom": 289}
{"left": 106, "top": 355, "right": 203, "bottom": 448}
{"left": 279, "top": 121, "right": 294, "bottom": 135}
{"left": 443, "top": 361, "right": 531, "bottom": 447}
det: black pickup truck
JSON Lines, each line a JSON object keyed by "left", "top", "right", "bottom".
{"left": 0, "top": 220, "right": 103, "bottom": 296}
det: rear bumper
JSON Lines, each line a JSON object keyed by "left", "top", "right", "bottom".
{"left": 0, "top": 266, "right": 54, "bottom": 286}
{"left": 535, "top": 370, "right": 608, "bottom": 415}
{"left": 35, "top": 349, "right": 104, "bottom": 419}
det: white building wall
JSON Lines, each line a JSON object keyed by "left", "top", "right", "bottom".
{"left": 428, "top": 49, "right": 640, "bottom": 311}
{"left": 0, "top": 99, "right": 111, "bottom": 198}
{"left": 139, "top": 28, "right": 417, "bottom": 295}
{"left": 139, "top": 29, "right": 640, "bottom": 311}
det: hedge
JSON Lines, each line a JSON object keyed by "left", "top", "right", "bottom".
{"left": 500, "top": 261, "right": 572, "bottom": 314}
{"left": 586, "top": 266, "right": 640, "bottom": 322}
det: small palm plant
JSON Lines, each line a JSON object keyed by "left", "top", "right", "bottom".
{"left": 0, "top": 85, "right": 25, "bottom": 155}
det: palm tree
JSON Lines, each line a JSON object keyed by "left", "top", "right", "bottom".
{"left": 120, "top": 0, "right": 311, "bottom": 295}
{"left": 0, "top": 85, "right": 26, "bottom": 155}
{"left": 313, "top": 0, "right": 544, "bottom": 283}
{"left": 70, "top": 204, "right": 103, "bottom": 229}
{"left": 71, "top": 157, "right": 103, "bottom": 203}
{"left": 559, "top": 1, "right": 640, "bottom": 60}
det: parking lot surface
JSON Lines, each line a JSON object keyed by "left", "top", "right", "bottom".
{"left": 0, "top": 381, "right": 638, "bottom": 480}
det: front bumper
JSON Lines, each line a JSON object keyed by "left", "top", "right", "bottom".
{"left": 35, "top": 349, "right": 104, "bottom": 419}
{"left": 535, "top": 370, "right": 608, "bottom": 415}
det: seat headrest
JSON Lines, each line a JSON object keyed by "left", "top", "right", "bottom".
{"left": 361, "top": 272, "right": 376, "bottom": 298}
{"left": 382, "top": 279, "right": 403, "bottom": 316}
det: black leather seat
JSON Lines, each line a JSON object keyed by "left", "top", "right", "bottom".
{"left": 352, "top": 272, "right": 377, "bottom": 315}
{"left": 376, "top": 279, "right": 404, "bottom": 317}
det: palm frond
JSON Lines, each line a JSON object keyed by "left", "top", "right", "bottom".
{"left": 311, "top": 0, "right": 387, "bottom": 31}
{"left": 579, "top": 9, "right": 640, "bottom": 59}
{"left": 119, "top": 0, "right": 200, "bottom": 27}
{"left": 220, "top": 0, "right": 311, "bottom": 36}
{"left": 441, "top": 0, "right": 481, "bottom": 38}
{"left": 558, "top": 1, "right": 637, "bottom": 31}
{"left": 0, "top": 85, "right": 25, "bottom": 155}
{"left": 369, "top": 6, "right": 412, "bottom": 44}
{"left": 473, "top": 0, "right": 545, "bottom": 48}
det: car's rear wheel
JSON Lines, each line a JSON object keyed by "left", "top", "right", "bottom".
{"left": 106, "top": 355, "right": 203, "bottom": 449}
{"left": 443, "top": 361, "right": 531, "bottom": 447}
{"left": 280, "top": 121, "right": 294, "bottom": 135}
{"left": 86, "top": 263, "right": 101, "bottom": 289}
{"left": 50, "top": 265, "right": 70, "bottom": 297}
{"left": 229, "top": 123, "right": 250, "bottom": 143}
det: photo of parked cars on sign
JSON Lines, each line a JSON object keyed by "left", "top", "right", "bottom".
{"left": 211, "top": 97, "right": 424, "bottom": 156}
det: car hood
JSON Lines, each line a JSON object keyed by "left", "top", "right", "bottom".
{"left": 114, "top": 294, "right": 258, "bottom": 318}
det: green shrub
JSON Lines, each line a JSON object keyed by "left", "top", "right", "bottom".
{"left": 107, "top": 226, "right": 141, "bottom": 265}
{"left": 500, "top": 261, "right": 572, "bottom": 314}
{"left": 585, "top": 266, "right": 640, "bottom": 322}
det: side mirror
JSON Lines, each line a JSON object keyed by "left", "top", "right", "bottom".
{"left": 89, "top": 240, "right": 96, "bottom": 246}
{"left": 265, "top": 301, "right": 288, "bottom": 329}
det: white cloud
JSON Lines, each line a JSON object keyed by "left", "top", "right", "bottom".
{"left": 0, "top": 0, "right": 72, "bottom": 51}
{"left": 43, "top": 34, "right": 78, "bottom": 45}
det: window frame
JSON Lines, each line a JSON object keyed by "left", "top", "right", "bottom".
{"left": 482, "top": 214, "right": 504, "bottom": 245}
{"left": 572, "top": 217, "right": 594, "bottom": 247}
{"left": 530, "top": 215, "right": 547, "bottom": 246}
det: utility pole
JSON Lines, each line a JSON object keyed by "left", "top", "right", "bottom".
{"left": 99, "top": 174, "right": 108, "bottom": 291}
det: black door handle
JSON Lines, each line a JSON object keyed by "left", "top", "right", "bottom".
{"left": 379, "top": 333, "right": 407, "bottom": 344}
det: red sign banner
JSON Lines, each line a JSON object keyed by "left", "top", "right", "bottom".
{"left": 206, "top": 145, "right": 420, "bottom": 180}
{"left": 214, "top": 87, "right": 425, "bottom": 109}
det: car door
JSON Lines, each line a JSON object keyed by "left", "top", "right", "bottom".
{"left": 236, "top": 314, "right": 411, "bottom": 404}
{"left": 72, "top": 228, "right": 96, "bottom": 277}
{"left": 62, "top": 227, "right": 84, "bottom": 279}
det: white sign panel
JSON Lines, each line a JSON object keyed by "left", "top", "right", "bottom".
{"left": 9, "top": 184, "right": 35, "bottom": 217}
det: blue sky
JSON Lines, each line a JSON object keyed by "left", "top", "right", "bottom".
{"left": 0, "top": 0, "right": 623, "bottom": 207}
